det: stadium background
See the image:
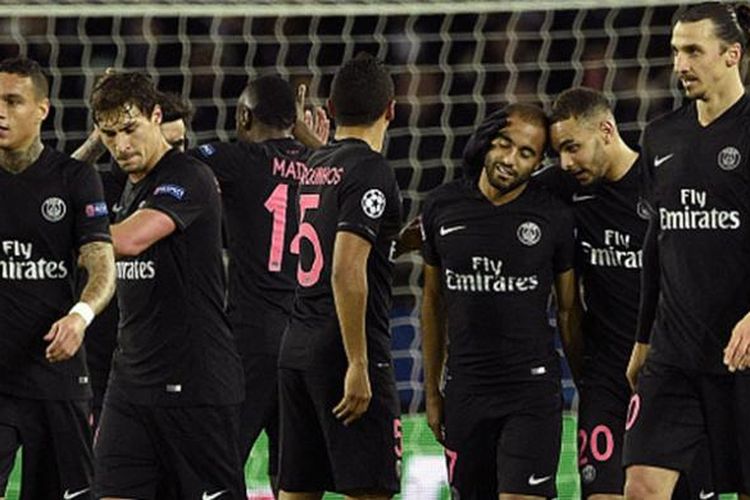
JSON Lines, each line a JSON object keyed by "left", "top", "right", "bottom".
{"left": 0, "top": 0, "right": 735, "bottom": 498}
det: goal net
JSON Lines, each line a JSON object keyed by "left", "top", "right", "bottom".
{"left": 0, "top": 1, "right": 708, "bottom": 497}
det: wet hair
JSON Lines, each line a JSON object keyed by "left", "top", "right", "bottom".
{"left": 0, "top": 57, "right": 49, "bottom": 99}
{"left": 241, "top": 75, "right": 296, "bottom": 129}
{"left": 330, "top": 52, "right": 394, "bottom": 126}
{"left": 90, "top": 72, "right": 161, "bottom": 124}
{"left": 679, "top": 2, "right": 750, "bottom": 54}
{"left": 549, "top": 87, "right": 612, "bottom": 126}
{"left": 159, "top": 91, "right": 193, "bottom": 123}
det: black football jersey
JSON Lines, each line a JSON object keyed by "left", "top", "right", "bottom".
{"left": 421, "top": 178, "right": 575, "bottom": 391}
{"left": 190, "top": 139, "right": 311, "bottom": 356}
{"left": 641, "top": 94, "right": 750, "bottom": 373}
{"left": 278, "top": 138, "right": 402, "bottom": 370}
{"left": 534, "top": 163, "right": 647, "bottom": 386}
{"left": 109, "top": 149, "right": 243, "bottom": 405}
{"left": 0, "top": 147, "right": 111, "bottom": 400}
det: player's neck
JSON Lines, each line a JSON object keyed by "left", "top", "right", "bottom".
{"left": 244, "top": 123, "right": 292, "bottom": 143}
{"left": 0, "top": 136, "right": 43, "bottom": 174}
{"left": 696, "top": 77, "right": 745, "bottom": 126}
{"left": 335, "top": 125, "right": 386, "bottom": 153}
{"left": 605, "top": 141, "right": 639, "bottom": 183}
{"left": 478, "top": 175, "right": 528, "bottom": 206}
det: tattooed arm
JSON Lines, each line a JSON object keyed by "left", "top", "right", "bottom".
{"left": 45, "top": 241, "right": 116, "bottom": 363}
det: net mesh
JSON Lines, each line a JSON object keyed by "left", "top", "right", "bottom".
{"left": 0, "top": 2, "right": 693, "bottom": 414}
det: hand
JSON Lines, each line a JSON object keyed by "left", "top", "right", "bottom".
{"left": 394, "top": 216, "right": 423, "bottom": 257}
{"left": 44, "top": 313, "right": 87, "bottom": 363}
{"left": 626, "top": 342, "right": 650, "bottom": 391}
{"left": 425, "top": 390, "right": 445, "bottom": 444}
{"left": 304, "top": 106, "right": 330, "bottom": 145}
{"left": 725, "top": 312, "right": 750, "bottom": 372}
{"left": 462, "top": 108, "right": 509, "bottom": 177}
{"left": 333, "top": 362, "right": 372, "bottom": 425}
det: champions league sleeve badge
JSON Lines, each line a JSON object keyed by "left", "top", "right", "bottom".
{"left": 361, "top": 188, "right": 386, "bottom": 219}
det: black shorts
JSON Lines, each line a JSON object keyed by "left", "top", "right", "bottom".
{"left": 623, "top": 360, "right": 750, "bottom": 495}
{"left": 577, "top": 378, "right": 630, "bottom": 496}
{"left": 0, "top": 393, "right": 93, "bottom": 500}
{"left": 240, "top": 353, "right": 279, "bottom": 476}
{"left": 443, "top": 378, "right": 562, "bottom": 499}
{"left": 94, "top": 397, "right": 245, "bottom": 499}
{"left": 277, "top": 363, "right": 401, "bottom": 495}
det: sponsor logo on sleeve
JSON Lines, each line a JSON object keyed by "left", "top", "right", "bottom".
{"left": 41, "top": 196, "right": 67, "bottom": 222}
{"left": 153, "top": 184, "right": 186, "bottom": 200}
{"left": 361, "top": 188, "right": 386, "bottom": 219}
{"left": 85, "top": 201, "right": 109, "bottom": 218}
{"left": 198, "top": 144, "right": 216, "bottom": 157}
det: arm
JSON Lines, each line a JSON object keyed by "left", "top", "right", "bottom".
{"left": 627, "top": 212, "right": 659, "bottom": 389}
{"left": 331, "top": 230, "right": 372, "bottom": 425}
{"left": 110, "top": 208, "right": 176, "bottom": 257}
{"left": 555, "top": 268, "right": 583, "bottom": 385}
{"left": 45, "top": 241, "right": 116, "bottom": 363}
{"left": 71, "top": 128, "right": 108, "bottom": 166}
{"left": 421, "top": 263, "right": 447, "bottom": 443}
{"left": 393, "top": 215, "right": 423, "bottom": 257}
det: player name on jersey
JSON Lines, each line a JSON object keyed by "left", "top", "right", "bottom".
{"left": 444, "top": 256, "right": 539, "bottom": 293}
{"left": 658, "top": 188, "right": 740, "bottom": 230}
{"left": 272, "top": 156, "right": 342, "bottom": 185}
{"left": 0, "top": 239, "right": 67, "bottom": 280}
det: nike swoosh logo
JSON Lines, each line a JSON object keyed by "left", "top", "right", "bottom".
{"left": 63, "top": 488, "right": 90, "bottom": 500}
{"left": 572, "top": 193, "right": 596, "bottom": 203}
{"left": 202, "top": 490, "right": 227, "bottom": 500}
{"left": 699, "top": 491, "right": 715, "bottom": 499}
{"left": 528, "top": 474, "right": 552, "bottom": 486}
{"left": 439, "top": 225, "right": 466, "bottom": 236}
{"left": 653, "top": 153, "right": 674, "bottom": 167}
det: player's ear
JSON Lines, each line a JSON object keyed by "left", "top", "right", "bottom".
{"left": 599, "top": 119, "right": 615, "bottom": 144}
{"left": 725, "top": 42, "right": 742, "bottom": 68}
{"left": 385, "top": 99, "right": 396, "bottom": 122}
{"left": 152, "top": 104, "right": 163, "bottom": 126}
{"left": 36, "top": 97, "right": 50, "bottom": 123}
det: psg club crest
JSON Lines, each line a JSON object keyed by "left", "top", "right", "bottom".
{"left": 361, "top": 188, "right": 386, "bottom": 219}
{"left": 717, "top": 146, "right": 741, "bottom": 171}
{"left": 517, "top": 221, "right": 541, "bottom": 246}
{"left": 581, "top": 464, "right": 597, "bottom": 484}
{"left": 41, "top": 196, "right": 67, "bottom": 223}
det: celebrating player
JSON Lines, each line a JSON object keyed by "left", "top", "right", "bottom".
{"left": 277, "top": 53, "right": 402, "bottom": 499}
{"left": 422, "top": 103, "right": 577, "bottom": 500}
{"left": 623, "top": 3, "right": 750, "bottom": 498}
{"left": 89, "top": 72, "right": 246, "bottom": 499}
{"left": 190, "top": 74, "right": 327, "bottom": 495}
{"left": 0, "top": 57, "right": 116, "bottom": 500}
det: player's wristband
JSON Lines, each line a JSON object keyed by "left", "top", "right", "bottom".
{"left": 69, "top": 302, "right": 95, "bottom": 327}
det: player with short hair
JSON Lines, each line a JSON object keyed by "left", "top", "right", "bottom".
{"left": 0, "top": 56, "right": 116, "bottom": 500}
{"left": 89, "top": 72, "right": 245, "bottom": 499}
{"left": 72, "top": 84, "right": 193, "bottom": 429}
{"left": 623, "top": 3, "right": 750, "bottom": 498}
{"left": 422, "top": 103, "right": 576, "bottom": 500}
{"left": 189, "top": 74, "right": 327, "bottom": 494}
{"left": 277, "top": 53, "right": 402, "bottom": 499}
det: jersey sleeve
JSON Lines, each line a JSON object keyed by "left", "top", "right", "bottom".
{"left": 337, "top": 157, "right": 396, "bottom": 244}
{"left": 188, "top": 142, "right": 244, "bottom": 187}
{"left": 420, "top": 191, "right": 441, "bottom": 266}
{"left": 142, "top": 162, "right": 213, "bottom": 232}
{"left": 68, "top": 161, "right": 112, "bottom": 247}
{"left": 553, "top": 205, "right": 576, "bottom": 274}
